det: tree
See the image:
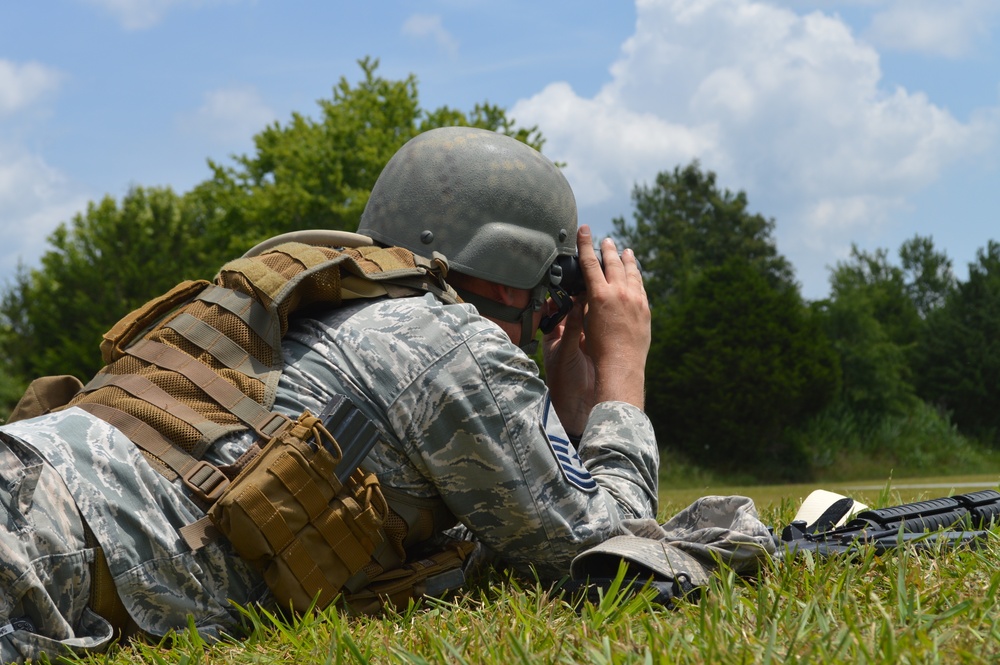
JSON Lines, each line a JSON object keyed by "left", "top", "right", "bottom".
{"left": 190, "top": 57, "right": 544, "bottom": 261}
{"left": 899, "top": 235, "right": 956, "bottom": 318}
{"left": 612, "top": 161, "right": 835, "bottom": 478}
{"left": 612, "top": 161, "right": 795, "bottom": 305}
{"left": 915, "top": 241, "right": 1000, "bottom": 443}
{"left": 0, "top": 187, "right": 210, "bottom": 382}
{"left": 648, "top": 258, "right": 839, "bottom": 479}
{"left": 815, "top": 290, "right": 914, "bottom": 421}
{"left": 818, "top": 235, "right": 953, "bottom": 423}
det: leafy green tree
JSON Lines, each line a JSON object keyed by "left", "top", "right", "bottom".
{"left": 0, "top": 187, "right": 210, "bottom": 383}
{"left": 819, "top": 235, "right": 952, "bottom": 423}
{"left": 612, "top": 161, "right": 795, "bottom": 305}
{"left": 613, "top": 161, "right": 835, "bottom": 478}
{"left": 915, "top": 241, "right": 1000, "bottom": 443}
{"left": 648, "top": 258, "right": 839, "bottom": 479}
{"left": 192, "top": 57, "right": 544, "bottom": 261}
{"left": 899, "top": 235, "right": 956, "bottom": 318}
{"left": 815, "top": 291, "right": 914, "bottom": 421}
{"left": 829, "top": 243, "right": 921, "bottom": 348}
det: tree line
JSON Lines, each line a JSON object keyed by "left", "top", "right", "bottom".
{"left": 618, "top": 164, "right": 996, "bottom": 480}
{"left": 1, "top": 59, "right": 996, "bottom": 481}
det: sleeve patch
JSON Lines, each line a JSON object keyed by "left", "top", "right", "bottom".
{"left": 542, "top": 395, "right": 598, "bottom": 492}
{"left": 548, "top": 435, "right": 598, "bottom": 492}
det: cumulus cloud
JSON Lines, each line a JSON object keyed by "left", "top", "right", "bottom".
{"left": 511, "top": 0, "right": 999, "bottom": 296}
{"left": 0, "top": 60, "right": 62, "bottom": 115}
{"left": 180, "top": 86, "right": 277, "bottom": 146}
{"left": 402, "top": 14, "right": 460, "bottom": 57}
{"left": 0, "top": 60, "right": 77, "bottom": 278}
{"left": 0, "top": 145, "right": 89, "bottom": 280}
{"left": 865, "top": 0, "right": 999, "bottom": 58}
{"left": 82, "top": 0, "right": 244, "bottom": 31}
{"left": 82, "top": 0, "right": 181, "bottom": 29}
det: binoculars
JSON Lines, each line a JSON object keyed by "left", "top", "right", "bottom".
{"left": 549, "top": 251, "right": 641, "bottom": 295}
{"left": 539, "top": 251, "right": 640, "bottom": 334}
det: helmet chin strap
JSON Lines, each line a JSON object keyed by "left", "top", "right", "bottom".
{"left": 452, "top": 284, "right": 547, "bottom": 354}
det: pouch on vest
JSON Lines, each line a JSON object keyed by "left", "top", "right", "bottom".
{"left": 7, "top": 375, "right": 84, "bottom": 423}
{"left": 342, "top": 539, "right": 477, "bottom": 615}
{"left": 207, "top": 409, "right": 390, "bottom": 612}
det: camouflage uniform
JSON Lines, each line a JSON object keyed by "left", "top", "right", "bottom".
{"left": 0, "top": 292, "right": 658, "bottom": 661}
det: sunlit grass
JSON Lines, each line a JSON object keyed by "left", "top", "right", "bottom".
{"left": 58, "top": 492, "right": 1000, "bottom": 665}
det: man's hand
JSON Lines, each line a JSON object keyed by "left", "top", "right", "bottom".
{"left": 580, "top": 226, "right": 650, "bottom": 410}
{"left": 542, "top": 286, "right": 594, "bottom": 437}
{"left": 543, "top": 225, "right": 650, "bottom": 431}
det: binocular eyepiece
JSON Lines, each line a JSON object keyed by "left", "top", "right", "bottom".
{"left": 548, "top": 251, "right": 639, "bottom": 295}
{"left": 548, "top": 254, "right": 588, "bottom": 296}
{"left": 538, "top": 250, "right": 640, "bottom": 334}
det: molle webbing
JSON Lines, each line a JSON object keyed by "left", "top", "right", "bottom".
{"left": 67, "top": 242, "right": 455, "bottom": 483}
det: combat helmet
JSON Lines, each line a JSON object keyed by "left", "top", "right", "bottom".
{"left": 358, "top": 126, "right": 578, "bottom": 350}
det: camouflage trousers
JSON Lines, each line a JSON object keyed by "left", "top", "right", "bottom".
{"left": 0, "top": 431, "right": 114, "bottom": 663}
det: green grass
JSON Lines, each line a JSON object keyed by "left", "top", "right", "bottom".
{"left": 58, "top": 485, "right": 1000, "bottom": 665}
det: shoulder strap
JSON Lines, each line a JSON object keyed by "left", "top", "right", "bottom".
{"left": 100, "top": 279, "right": 211, "bottom": 364}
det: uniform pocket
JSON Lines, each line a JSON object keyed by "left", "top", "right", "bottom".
{"left": 0, "top": 606, "right": 114, "bottom": 663}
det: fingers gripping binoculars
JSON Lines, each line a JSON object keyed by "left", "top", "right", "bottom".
{"left": 538, "top": 251, "right": 640, "bottom": 334}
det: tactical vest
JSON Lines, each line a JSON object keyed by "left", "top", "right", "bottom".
{"left": 20, "top": 240, "right": 473, "bottom": 616}
{"left": 68, "top": 241, "right": 455, "bottom": 496}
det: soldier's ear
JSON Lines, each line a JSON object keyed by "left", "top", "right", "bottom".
{"left": 494, "top": 283, "right": 529, "bottom": 307}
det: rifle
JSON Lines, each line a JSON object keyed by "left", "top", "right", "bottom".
{"left": 779, "top": 489, "right": 1000, "bottom": 556}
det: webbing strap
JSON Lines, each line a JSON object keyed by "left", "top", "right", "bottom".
{"left": 195, "top": 284, "right": 278, "bottom": 348}
{"left": 336, "top": 493, "right": 381, "bottom": 554}
{"left": 100, "top": 279, "right": 211, "bottom": 364}
{"left": 272, "top": 452, "right": 329, "bottom": 520}
{"left": 222, "top": 244, "right": 342, "bottom": 303}
{"left": 240, "top": 483, "right": 295, "bottom": 553}
{"left": 165, "top": 312, "right": 271, "bottom": 379}
{"left": 283, "top": 538, "right": 336, "bottom": 608}
{"left": 81, "top": 371, "right": 231, "bottom": 444}
{"left": 314, "top": 503, "right": 376, "bottom": 573}
{"left": 126, "top": 339, "right": 288, "bottom": 439}
{"left": 352, "top": 246, "right": 419, "bottom": 276}
{"left": 179, "top": 516, "right": 221, "bottom": 550}
{"left": 338, "top": 276, "right": 392, "bottom": 300}
{"left": 275, "top": 243, "right": 338, "bottom": 269}
{"left": 219, "top": 259, "right": 290, "bottom": 304}
{"left": 75, "top": 403, "right": 188, "bottom": 481}
{"left": 75, "top": 401, "right": 231, "bottom": 502}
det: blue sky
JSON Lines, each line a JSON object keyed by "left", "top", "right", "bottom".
{"left": 2, "top": 0, "right": 998, "bottom": 300}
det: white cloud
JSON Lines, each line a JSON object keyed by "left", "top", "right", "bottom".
{"left": 0, "top": 60, "right": 62, "bottom": 115}
{"left": 181, "top": 86, "right": 276, "bottom": 146}
{"left": 0, "top": 61, "right": 76, "bottom": 277}
{"left": 514, "top": 82, "right": 715, "bottom": 207}
{"left": 865, "top": 0, "right": 999, "bottom": 58}
{"left": 83, "top": 0, "right": 181, "bottom": 29}
{"left": 402, "top": 14, "right": 460, "bottom": 57}
{"left": 0, "top": 145, "right": 89, "bottom": 280}
{"left": 82, "top": 0, "right": 245, "bottom": 31}
{"left": 511, "top": 0, "right": 999, "bottom": 297}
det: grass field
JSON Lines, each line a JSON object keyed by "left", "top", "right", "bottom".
{"left": 62, "top": 474, "right": 1000, "bottom": 665}
{"left": 660, "top": 473, "right": 1000, "bottom": 512}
